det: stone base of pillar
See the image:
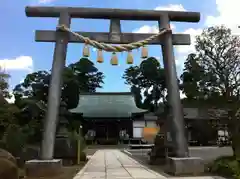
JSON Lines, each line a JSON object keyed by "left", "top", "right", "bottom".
{"left": 166, "top": 157, "right": 204, "bottom": 176}
{"left": 25, "top": 159, "right": 62, "bottom": 177}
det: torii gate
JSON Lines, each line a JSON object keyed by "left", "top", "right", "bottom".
{"left": 25, "top": 6, "right": 200, "bottom": 160}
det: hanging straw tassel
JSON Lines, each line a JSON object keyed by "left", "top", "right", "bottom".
{"left": 141, "top": 45, "right": 148, "bottom": 59}
{"left": 83, "top": 44, "right": 90, "bottom": 57}
{"left": 126, "top": 51, "right": 134, "bottom": 64}
{"left": 97, "top": 49, "right": 104, "bottom": 63}
{"left": 111, "top": 52, "right": 118, "bottom": 65}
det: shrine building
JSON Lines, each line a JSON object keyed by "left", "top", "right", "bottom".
{"left": 69, "top": 92, "right": 158, "bottom": 145}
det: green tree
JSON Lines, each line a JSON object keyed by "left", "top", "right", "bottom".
{"left": 12, "top": 58, "right": 104, "bottom": 142}
{"left": 0, "top": 67, "right": 11, "bottom": 99}
{"left": 13, "top": 71, "right": 50, "bottom": 105}
{"left": 13, "top": 58, "right": 105, "bottom": 110}
{"left": 0, "top": 68, "right": 21, "bottom": 139}
{"left": 68, "top": 58, "right": 104, "bottom": 93}
{"left": 123, "top": 57, "right": 166, "bottom": 111}
{"left": 181, "top": 26, "right": 240, "bottom": 101}
{"left": 180, "top": 25, "right": 240, "bottom": 159}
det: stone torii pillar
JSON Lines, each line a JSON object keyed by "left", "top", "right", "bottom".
{"left": 25, "top": 7, "right": 200, "bottom": 163}
{"left": 159, "top": 15, "right": 189, "bottom": 157}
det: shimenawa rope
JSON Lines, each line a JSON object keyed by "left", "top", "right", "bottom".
{"left": 57, "top": 24, "right": 171, "bottom": 52}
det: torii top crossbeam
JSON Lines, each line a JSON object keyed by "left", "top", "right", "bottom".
{"left": 25, "top": 6, "right": 200, "bottom": 22}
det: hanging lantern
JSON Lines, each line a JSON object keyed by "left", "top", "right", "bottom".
{"left": 111, "top": 52, "right": 118, "bottom": 65}
{"left": 97, "top": 49, "right": 104, "bottom": 63}
{"left": 83, "top": 44, "right": 90, "bottom": 57}
{"left": 141, "top": 45, "right": 148, "bottom": 59}
{"left": 126, "top": 51, "right": 133, "bottom": 64}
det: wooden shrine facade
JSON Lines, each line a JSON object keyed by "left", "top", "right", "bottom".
{"left": 70, "top": 92, "right": 152, "bottom": 145}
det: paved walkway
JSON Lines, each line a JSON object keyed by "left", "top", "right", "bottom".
{"left": 73, "top": 149, "right": 222, "bottom": 179}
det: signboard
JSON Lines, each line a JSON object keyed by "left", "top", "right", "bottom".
{"left": 142, "top": 127, "right": 159, "bottom": 143}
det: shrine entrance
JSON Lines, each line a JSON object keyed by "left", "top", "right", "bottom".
{"left": 95, "top": 121, "right": 118, "bottom": 144}
{"left": 25, "top": 6, "right": 200, "bottom": 160}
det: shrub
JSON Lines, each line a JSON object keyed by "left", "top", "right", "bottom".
{"left": 67, "top": 130, "right": 87, "bottom": 162}
{"left": 80, "top": 152, "right": 87, "bottom": 162}
{"left": 208, "top": 156, "right": 240, "bottom": 179}
{"left": 68, "top": 130, "right": 86, "bottom": 152}
{"left": 1, "top": 125, "right": 28, "bottom": 157}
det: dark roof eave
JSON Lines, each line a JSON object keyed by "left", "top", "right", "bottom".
{"left": 70, "top": 112, "right": 83, "bottom": 115}
{"left": 132, "top": 110, "right": 148, "bottom": 115}
{"left": 82, "top": 117, "right": 132, "bottom": 119}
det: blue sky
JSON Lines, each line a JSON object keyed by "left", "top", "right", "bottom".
{"left": 1, "top": 0, "right": 239, "bottom": 98}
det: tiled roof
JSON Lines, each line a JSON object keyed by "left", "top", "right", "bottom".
{"left": 69, "top": 92, "right": 147, "bottom": 118}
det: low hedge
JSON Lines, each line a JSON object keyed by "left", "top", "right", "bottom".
{"left": 208, "top": 156, "right": 240, "bottom": 179}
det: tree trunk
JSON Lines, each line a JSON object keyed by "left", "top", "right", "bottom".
{"left": 229, "top": 114, "right": 240, "bottom": 160}
{"left": 232, "top": 133, "right": 240, "bottom": 160}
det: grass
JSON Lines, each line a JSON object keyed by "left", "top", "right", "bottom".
{"left": 19, "top": 164, "right": 85, "bottom": 179}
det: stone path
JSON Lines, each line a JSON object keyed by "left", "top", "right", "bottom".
{"left": 73, "top": 149, "right": 223, "bottom": 179}
{"left": 74, "top": 149, "right": 166, "bottom": 179}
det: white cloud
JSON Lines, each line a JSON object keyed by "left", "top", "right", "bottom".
{"left": 154, "top": 4, "right": 186, "bottom": 11}
{"left": 132, "top": 4, "right": 184, "bottom": 34}
{"left": 0, "top": 56, "right": 33, "bottom": 72}
{"left": 133, "top": 25, "right": 159, "bottom": 34}
{"left": 132, "top": 4, "right": 188, "bottom": 69}
{"left": 133, "top": 24, "right": 175, "bottom": 34}
{"left": 37, "top": 0, "right": 56, "bottom": 4}
{"left": 176, "top": 28, "right": 203, "bottom": 54}
{"left": 174, "top": 28, "right": 202, "bottom": 72}
{"left": 20, "top": 78, "right": 25, "bottom": 83}
{"left": 29, "top": 0, "right": 56, "bottom": 5}
{"left": 5, "top": 92, "right": 15, "bottom": 104}
{"left": 205, "top": 0, "right": 240, "bottom": 35}
{"left": 180, "top": 91, "right": 186, "bottom": 99}
{"left": 176, "top": 0, "right": 240, "bottom": 63}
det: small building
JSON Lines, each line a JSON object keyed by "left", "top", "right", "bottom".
{"left": 69, "top": 92, "right": 157, "bottom": 144}
{"left": 156, "top": 107, "right": 229, "bottom": 146}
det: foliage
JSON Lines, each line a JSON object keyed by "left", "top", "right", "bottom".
{"left": 0, "top": 67, "right": 11, "bottom": 99}
{"left": 180, "top": 25, "right": 240, "bottom": 158}
{"left": 181, "top": 26, "right": 240, "bottom": 101}
{"left": 67, "top": 129, "right": 87, "bottom": 162}
{"left": 10, "top": 58, "right": 104, "bottom": 144}
{"left": 68, "top": 129, "right": 86, "bottom": 151}
{"left": 208, "top": 156, "right": 240, "bottom": 179}
{"left": 0, "top": 103, "right": 21, "bottom": 142}
{"left": 68, "top": 58, "right": 104, "bottom": 93}
{"left": 13, "top": 58, "right": 104, "bottom": 110}
{"left": 13, "top": 71, "right": 50, "bottom": 103}
{"left": 1, "top": 125, "right": 28, "bottom": 157}
{"left": 123, "top": 57, "right": 166, "bottom": 111}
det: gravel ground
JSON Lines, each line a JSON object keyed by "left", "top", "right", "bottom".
{"left": 122, "top": 146, "right": 233, "bottom": 177}
{"left": 124, "top": 146, "right": 233, "bottom": 163}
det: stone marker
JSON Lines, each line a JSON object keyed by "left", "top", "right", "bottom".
{"left": 166, "top": 157, "right": 204, "bottom": 176}
{"left": 25, "top": 159, "right": 62, "bottom": 177}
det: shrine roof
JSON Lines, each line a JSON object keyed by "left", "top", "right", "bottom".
{"left": 69, "top": 92, "right": 148, "bottom": 118}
